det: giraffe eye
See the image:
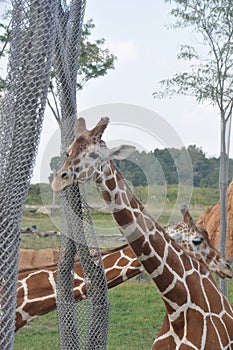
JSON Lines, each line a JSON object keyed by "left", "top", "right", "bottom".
{"left": 66, "top": 152, "right": 69, "bottom": 158}
{"left": 89, "top": 152, "right": 99, "bottom": 159}
{"left": 61, "top": 172, "right": 68, "bottom": 179}
{"left": 192, "top": 237, "right": 204, "bottom": 246}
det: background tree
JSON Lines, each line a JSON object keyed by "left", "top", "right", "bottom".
{"left": 154, "top": 0, "right": 233, "bottom": 295}
{"left": 48, "top": 146, "right": 233, "bottom": 188}
{"left": 48, "top": 19, "right": 116, "bottom": 124}
{"left": 0, "top": 17, "right": 116, "bottom": 117}
{"left": 48, "top": 156, "right": 61, "bottom": 183}
{"left": 0, "top": 15, "right": 11, "bottom": 93}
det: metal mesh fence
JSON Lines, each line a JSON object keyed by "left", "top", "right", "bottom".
{"left": 54, "top": 1, "right": 109, "bottom": 348}
{"left": 57, "top": 187, "right": 109, "bottom": 349}
{"left": 0, "top": 1, "right": 58, "bottom": 349}
{"left": 0, "top": 0, "right": 109, "bottom": 349}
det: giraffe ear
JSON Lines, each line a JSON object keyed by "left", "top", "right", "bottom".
{"left": 109, "top": 145, "right": 136, "bottom": 160}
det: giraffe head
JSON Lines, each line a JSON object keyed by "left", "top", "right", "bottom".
{"left": 52, "top": 117, "right": 135, "bottom": 192}
{"left": 166, "top": 205, "right": 233, "bottom": 279}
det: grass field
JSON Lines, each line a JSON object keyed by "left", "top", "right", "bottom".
{"left": 15, "top": 184, "right": 226, "bottom": 349}
{"left": 21, "top": 183, "right": 218, "bottom": 250}
{"left": 15, "top": 280, "right": 163, "bottom": 350}
{"left": 14, "top": 278, "right": 233, "bottom": 350}
{"left": 20, "top": 207, "right": 204, "bottom": 250}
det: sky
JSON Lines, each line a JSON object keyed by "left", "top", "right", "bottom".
{"left": 30, "top": 0, "right": 232, "bottom": 183}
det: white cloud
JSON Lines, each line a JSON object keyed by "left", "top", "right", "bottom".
{"left": 106, "top": 40, "right": 139, "bottom": 63}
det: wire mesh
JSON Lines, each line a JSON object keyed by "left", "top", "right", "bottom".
{"left": 57, "top": 186, "right": 109, "bottom": 350}
{"left": 0, "top": 1, "right": 109, "bottom": 349}
{"left": 54, "top": 1, "right": 109, "bottom": 349}
{"left": 0, "top": 1, "right": 57, "bottom": 349}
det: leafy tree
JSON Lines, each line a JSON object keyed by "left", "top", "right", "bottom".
{"left": 0, "top": 14, "right": 11, "bottom": 94}
{"left": 26, "top": 184, "right": 43, "bottom": 206}
{"left": 115, "top": 151, "right": 148, "bottom": 187}
{"left": 200, "top": 166, "right": 219, "bottom": 188}
{"left": 48, "top": 156, "right": 61, "bottom": 183}
{"left": 154, "top": 0, "right": 233, "bottom": 295}
{"left": 0, "top": 17, "right": 116, "bottom": 113}
{"left": 48, "top": 19, "right": 116, "bottom": 124}
{"left": 78, "top": 19, "right": 116, "bottom": 90}
{"left": 187, "top": 145, "right": 208, "bottom": 187}
{"left": 48, "top": 146, "right": 233, "bottom": 189}
{"left": 154, "top": 148, "right": 178, "bottom": 184}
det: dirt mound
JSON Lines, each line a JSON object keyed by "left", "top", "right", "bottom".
{"left": 197, "top": 180, "right": 233, "bottom": 259}
{"left": 19, "top": 248, "right": 59, "bottom": 272}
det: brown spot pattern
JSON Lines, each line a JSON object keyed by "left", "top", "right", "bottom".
{"left": 186, "top": 272, "right": 209, "bottom": 311}
{"left": 163, "top": 279, "right": 187, "bottom": 306}
{"left": 186, "top": 309, "right": 203, "bottom": 348}
{"left": 154, "top": 265, "right": 174, "bottom": 293}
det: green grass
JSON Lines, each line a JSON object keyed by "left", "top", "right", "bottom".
{"left": 15, "top": 184, "right": 226, "bottom": 348}
{"left": 20, "top": 233, "right": 60, "bottom": 250}
{"left": 20, "top": 212, "right": 61, "bottom": 249}
{"left": 14, "top": 280, "right": 165, "bottom": 350}
{"left": 14, "top": 279, "right": 233, "bottom": 350}
{"left": 21, "top": 211, "right": 60, "bottom": 232}
{"left": 15, "top": 311, "right": 59, "bottom": 350}
{"left": 20, "top": 207, "right": 203, "bottom": 250}
{"left": 107, "top": 280, "right": 164, "bottom": 349}
{"left": 20, "top": 184, "right": 219, "bottom": 249}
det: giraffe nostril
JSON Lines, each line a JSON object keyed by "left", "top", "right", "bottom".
{"left": 61, "top": 172, "right": 68, "bottom": 179}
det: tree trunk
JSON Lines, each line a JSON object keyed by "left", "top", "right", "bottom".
{"left": 219, "top": 113, "right": 231, "bottom": 296}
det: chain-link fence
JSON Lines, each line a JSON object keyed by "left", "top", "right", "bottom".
{"left": 0, "top": 0, "right": 109, "bottom": 349}
{"left": 0, "top": 1, "right": 58, "bottom": 349}
{"left": 54, "top": 2, "right": 109, "bottom": 349}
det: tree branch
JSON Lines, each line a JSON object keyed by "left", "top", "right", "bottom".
{"left": 47, "top": 84, "right": 61, "bottom": 126}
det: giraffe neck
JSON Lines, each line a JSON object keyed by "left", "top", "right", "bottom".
{"left": 96, "top": 161, "right": 209, "bottom": 284}
{"left": 51, "top": 114, "right": 233, "bottom": 349}
{"left": 16, "top": 244, "right": 143, "bottom": 331}
{"left": 96, "top": 160, "right": 158, "bottom": 237}
{"left": 95, "top": 161, "right": 233, "bottom": 349}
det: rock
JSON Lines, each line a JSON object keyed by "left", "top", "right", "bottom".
{"left": 36, "top": 206, "right": 51, "bottom": 215}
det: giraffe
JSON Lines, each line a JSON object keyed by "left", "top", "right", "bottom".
{"left": 16, "top": 243, "right": 143, "bottom": 331}
{"left": 166, "top": 205, "right": 233, "bottom": 279}
{"left": 52, "top": 117, "right": 233, "bottom": 349}
{"left": 16, "top": 211, "right": 233, "bottom": 332}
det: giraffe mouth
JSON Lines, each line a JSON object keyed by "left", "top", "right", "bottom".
{"left": 209, "top": 258, "right": 233, "bottom": 279}
{"left": 52, "top": 172, "right": 75, "bottom": 192}
{"left": 218, "top": 264, "right": 233, "bottom": 279}
{"left": 217, "top": 269, "right": 233, "bottom": 279}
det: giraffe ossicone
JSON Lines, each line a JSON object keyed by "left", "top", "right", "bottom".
{"left": 52, "top": 117, "right": 233, "bottom": 350}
